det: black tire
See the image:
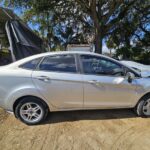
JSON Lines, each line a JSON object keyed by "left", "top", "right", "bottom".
{"left": 15, "top": 97, "right": 49, "bottom": 125}
{"left": 135, "top": 95, "right": 150, "bottom": 117}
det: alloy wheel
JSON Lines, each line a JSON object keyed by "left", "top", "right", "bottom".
{"left": 20, "top": 102, "right": 44, "bottom": 123}
{"left": 142, "top": 99, "right": 150, "bottom": 116}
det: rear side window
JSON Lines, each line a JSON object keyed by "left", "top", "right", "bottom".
{"left": 39, "top": 54, "right": 77, "bottom": 73}
{"left": 20, "top": 58, "right": 42, "bottom": 70}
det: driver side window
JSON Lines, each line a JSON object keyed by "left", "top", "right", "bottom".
{"left": 80, "top": 55, "right": 124, "bottom": 76}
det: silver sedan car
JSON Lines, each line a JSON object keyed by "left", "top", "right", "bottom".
{"left": 0, "top": 51, "right": 150, "bottom": 125}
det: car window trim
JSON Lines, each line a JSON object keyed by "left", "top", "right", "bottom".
{"left": 36, "top": 54, "right": 80, "bottom": 74}
{"left": 35, "top": 56, "right": 45, "bottom": 70}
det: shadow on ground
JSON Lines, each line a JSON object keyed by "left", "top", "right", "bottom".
{"left": 42, "top": 109, "right": 137, "bottom": 125}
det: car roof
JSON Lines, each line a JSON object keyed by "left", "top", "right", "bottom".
{"left": 5, "top": 51, "right": 140, "bottom": 77}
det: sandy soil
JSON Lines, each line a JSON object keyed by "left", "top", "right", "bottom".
{"left": 0, "top": 107, "right": 150, "bottom": 150}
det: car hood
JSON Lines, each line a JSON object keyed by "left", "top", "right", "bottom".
{"left": 121, "top": 61, "right": 150, "bottom": 72}
{"left": 141, "top": 71, "right": 150, "bottom": 78}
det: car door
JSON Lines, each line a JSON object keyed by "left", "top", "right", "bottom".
{"left": 32, "top": 54, "right": 83, "bottom": 109}
{"left": 79, "top": 54, "right": 138, "bottom": 108}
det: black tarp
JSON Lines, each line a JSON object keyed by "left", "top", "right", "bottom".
{"left": 6, "top": 20, "right": 46, "bottom": 61}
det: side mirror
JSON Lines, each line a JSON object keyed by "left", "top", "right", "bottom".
{"left": 126, "top": 72, "right": 135, "bottom": 83}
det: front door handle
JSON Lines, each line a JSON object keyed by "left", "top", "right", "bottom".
{"left": 88, "top": 80, "right": 100, "bottom": 84}
{"left": 88, "top": 80, "right": 101, "bottom": 85}
{"left": 35, "top": 76, "right": 51, "bottom": 82}
{"left": 88, "top": 80, "right": 97, "bottom": 84}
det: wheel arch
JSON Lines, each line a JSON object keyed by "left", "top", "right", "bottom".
{"left": 136, "top": 92, "right": 150, "bottom": 107}
{"left": 13, "top": 95, "right": 50, "bottom": 113}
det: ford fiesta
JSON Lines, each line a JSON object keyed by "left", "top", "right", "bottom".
{"left": 0, "top": 51, "right": 150, "bottom": 125}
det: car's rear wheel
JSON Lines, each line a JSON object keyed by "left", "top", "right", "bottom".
{"left": 135, "top": 95, "right": 150, "bottom": 117}
{"left": 15, "top": 97, "right": 48, "bottom": 125}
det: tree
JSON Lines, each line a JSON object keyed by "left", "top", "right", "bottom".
{"left": 75, "top": 0, "right": 137, "bottom": 53}
{"left": 1, "top": 0, "right": 94, "bottom": 50}
{"left": 2, "top": 0, "right": 138, "bottom": 54}
{"left": 106, "top": 0, "right": 150, "bottom": 63}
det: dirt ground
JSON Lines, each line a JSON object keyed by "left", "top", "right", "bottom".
{"left": 0, "top": 108, "right": 150, "bottom": 150}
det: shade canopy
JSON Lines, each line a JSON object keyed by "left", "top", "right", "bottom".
{"left": 0, "top": 7, "right": 20, "bottom": 22}
{"left": 0, "top": 7, "right": 46, "bottom": 62}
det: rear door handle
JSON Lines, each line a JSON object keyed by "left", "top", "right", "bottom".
{"left": 35, "top": 76, "right": 51, "bottom": 82}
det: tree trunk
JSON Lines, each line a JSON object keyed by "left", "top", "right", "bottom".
{"left": 91, "top": 0, "right": 103, "bottom": 54}
{"left": 95, "top": 28, "right": 102, "bottom": 54}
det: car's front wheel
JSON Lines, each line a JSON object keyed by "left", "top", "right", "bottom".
{"left": 15, "top": 97, "right": 48, "bottom": 125}
{"left": 135, "top": 95, "right": 150, "bottom": 117}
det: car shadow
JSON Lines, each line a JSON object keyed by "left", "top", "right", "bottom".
{"left": 42, "top": 109, "right": 137, "bottom": 125}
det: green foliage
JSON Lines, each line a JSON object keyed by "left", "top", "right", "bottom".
{"left": 106, "top": 0, "right": 150, "bottom": 63}
{"left": 1, "top": 0, "right": 94, "bottom": 50}
{"left": 1, "top": 0, "right": 149, "bottom": 63}
{"left": 1, "top": 0, "right": 139, "bottom": 53}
